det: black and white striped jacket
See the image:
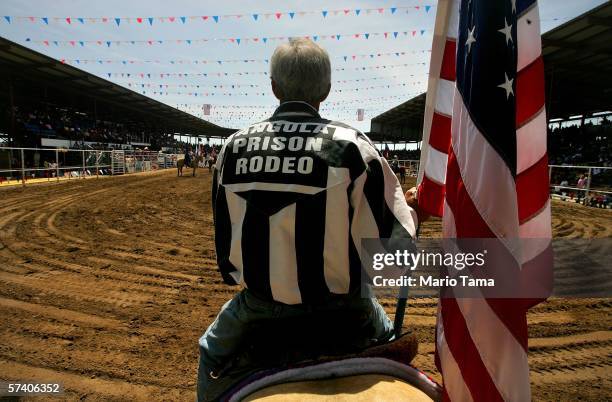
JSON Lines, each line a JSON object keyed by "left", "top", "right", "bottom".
{"left": 212, "top": 101, "right": 417, "bottom": 305}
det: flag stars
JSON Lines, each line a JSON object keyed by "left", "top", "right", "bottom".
{"left": 466, "top": 26, "right": 476, "bottom": 53}
{"left": 498, "top": 18, "right": 513, "bottom": 45}
{"left": 498, "top": 73, "right": 514, "bottom": 99}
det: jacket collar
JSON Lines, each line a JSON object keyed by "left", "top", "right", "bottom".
{"left": 272, "top": 101, "right": 321, "bottom": 119}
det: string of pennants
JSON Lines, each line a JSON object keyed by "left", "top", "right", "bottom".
{"left": 102, "top": 63, "right": 429, "bottom": 79}
{"left": 3, "top": 6, "right": 434, "bottom": 25}
{"left": 57, "top": 50, "right": 431, "bottom": 66}
{"left": 144, "top": 92, "right": 421, "bottom": 100}
{"left": 170, "top": 94, "right": 419, "bottom": 107}
{"left": 25, "top": 30, "right": 431, "bottom": 47}
{"left": 116, "top": 77, "right": 426, "bottom": 90}
{"left": 127, "top": 82, "right": 426, "bottom": 97}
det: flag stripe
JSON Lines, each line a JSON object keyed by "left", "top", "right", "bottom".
{"left": 430, "top": 112, "right": 453, "bottom": 153}
{"left": 425, "top": 147, "right": 450, "bottom": 185}
{"left": 436, "top": 307, "right": 474, "bottom": 402}
{"left": 516, "top": 153, "right": 550, "bottom": 223}
{"left": 436, "top": 79, "right": 456, "bottom": 116}
{"left": 516, "top": 107, "right": 547, "bottom": 173}
{"left": 517, "top": 5, "right": 542, "bottom": 70}
{"left": 440, "top": 39, "right": 457, "bottom": 81}
{"left": 516, "top": 57, "right": 546, "bottom": 127}
{"left": 418, "top": 175, "right": 446, "bottom": 217}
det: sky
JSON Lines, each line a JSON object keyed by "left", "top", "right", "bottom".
{"left": 0, "top": 0, "right": 606, "bottom": 134}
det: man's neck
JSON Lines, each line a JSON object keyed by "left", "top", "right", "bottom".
{"left": 279, "top": 100, "right": 320, "bottom": 111}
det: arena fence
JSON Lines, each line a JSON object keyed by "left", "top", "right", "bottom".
{"left": 398, "top": 160, "right": 611, "bottom": 208}
{"left": 0, "top": 147, "right": 183, "bottom": 186}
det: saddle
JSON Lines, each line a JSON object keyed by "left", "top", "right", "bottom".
{"left": 207, "top": 310, "right": 420, "bottom": 402}
{"left": 218, "top": 336, "right": 429, "bottom": 402}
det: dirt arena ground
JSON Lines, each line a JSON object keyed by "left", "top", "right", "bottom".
{"left": 0, "top": 169, "right": 610, "bottom": 401}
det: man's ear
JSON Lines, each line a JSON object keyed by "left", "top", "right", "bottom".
{"left": 271, "top": 79, "right": 282, "bottom": 101}
{"left": 319, "top": 83, "right": 331, "bottom": 103}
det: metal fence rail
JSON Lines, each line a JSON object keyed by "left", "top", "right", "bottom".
{"left": 0, "top": 147, "right": 181, "bottom": 186}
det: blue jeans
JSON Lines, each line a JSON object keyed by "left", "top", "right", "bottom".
{"left": 196, "top": 289, "right": 393, "bottom": 401}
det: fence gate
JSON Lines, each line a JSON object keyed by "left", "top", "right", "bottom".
{"left": 111, "top": 150, "right": 125, "bottom": 175}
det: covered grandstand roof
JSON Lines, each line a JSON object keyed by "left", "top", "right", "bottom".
{"left": 0, "top": 36, "right": 236, "bottom": 138}
{"left": 369, "top": 2, "right": 612, "bottom": 142}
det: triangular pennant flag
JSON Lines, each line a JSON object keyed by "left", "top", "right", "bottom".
{"left": 114, "top": 17, "right": 120, "bottom": 26}
{"left": 425, "top": 5, "right": 431, "bottom": 13}
{"left": 202, "top": 16, "right": 208, "bottom": 21}
{"left": 355, "top": 9, "right": 361, "bottom": 16}
{"left": 213, "top": 16, "right": 219, "bottom": 22}
{"left": 168, "top": 17, "right": 175, "bottom": 22}
{"left": 263, "top": 37, "right": 268, "bottom": 43}
{"left": 69, "top": 40, "right": 75, "bottom": 46}
{"left": 43, "top": 40, "right": 49, "bottom": 46}
{"left": 343, "top": 56, "right": 347, "bottom": 61}
{"left": 78, "top": 17, "right": 84, "bottom": 24}
{"left": 391, "top": 7, "right": 397, "bottom": 14}
{"left": 252, "top": 14, "right": 258, "bottom": 21}
{"left": 344, "top": 9, "right": 350, "bottom": 14}
{"left": 336, "top": 34, "right": 341, "bottom": 40}
{"left": 180, "top": 16, "right": 186, "bottom": 23}
{"left": 53, "top": 41, "right": 58, "bottom": 46}
{"left": 187, "top": 39, "right": 191, "bottom": 44}
{"left": 107, "top": 73, "right": 112, "bottom": 78}
{"left": 148, "top": 17, "right": 153, "bottom": 25}
{"left": 365, "top": 33, "right": 370, "bottom": 39}
{"left": 393, "top": 31, "right": 398, "bottom": 38}
{"left": 106, "top": 41, "right": 111, "bottom": 47}
{"left": 3, "top": 16, "right": 11, "bottom": 24}
{"left": 136, "top": 17, "right": 142, "bottom": 23}
{"left": 236, "top": 38, "right": 241, "bottom": 45}
{"left": 42, "top": 17, "right": 48, "bottom": 24}
{"left": 66, "top": 17, "right": 71, "bottom": 24}
{"left": 275, "top": 12, "right": 282, "bottom": 19}
{"left": 420, "top": 29, "right": 425, "bottom": 35}
{"left": 289, "top": 12, "right": 295, "bottom": 19}
{"left": 322, "top": 11, "right": 328, "bottom": 17}
{"left": 313, "top": 35, "right": 318, "bottom": 41}
{"left": 79, "top": 41, "right": 84, "bottom": 46}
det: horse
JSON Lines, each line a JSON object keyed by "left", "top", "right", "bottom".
{"left": 177, "top": 155, "right": 203, "bottom": 177}
{"left": 392, "top": 163, "right": 407, "bottom": 184}
{"left": 398, "top": 165, "right": 406, "bottom": 184}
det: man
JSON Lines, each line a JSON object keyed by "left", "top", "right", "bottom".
{"left": 197, "top": 38, "right": 424, "bottom": 401}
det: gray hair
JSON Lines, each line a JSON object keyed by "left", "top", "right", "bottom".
{"left": 270, "top": 38, "right": 331, "bottom": 105}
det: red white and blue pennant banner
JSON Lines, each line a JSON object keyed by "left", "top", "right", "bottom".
{"left": 25, "top": 30, "right": 431, "bottom": 47}
{"left": 3, "top": 6, "right": 434, "bottom": 25}
{"left": 57, "top": 50, "right": 430, "bottom": 66}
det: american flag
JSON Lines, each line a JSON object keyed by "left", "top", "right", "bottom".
{"left": 417, "top": 0, "right": 552, "bottom": 400}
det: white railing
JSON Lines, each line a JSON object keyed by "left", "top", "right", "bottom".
{"left": 0, "top": 146, "right": 180, "bottom": 186}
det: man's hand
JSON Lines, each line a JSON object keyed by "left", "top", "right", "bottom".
{"left": 405, "top": 187, "right": 430, "bottom": 225}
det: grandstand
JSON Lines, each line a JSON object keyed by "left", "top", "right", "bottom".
{"left": 0, "top": 36, "right": 235, "bottom": 151}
